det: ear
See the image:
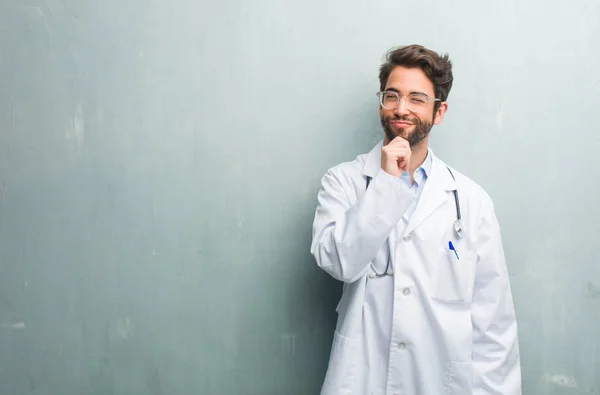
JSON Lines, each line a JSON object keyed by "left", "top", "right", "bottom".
{"left": 433, "top": 102, "right": 448, "bottom": 125}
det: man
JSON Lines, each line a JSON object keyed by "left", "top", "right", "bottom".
{"left": 310, "top": 44, "right": 521, "bottom": 395}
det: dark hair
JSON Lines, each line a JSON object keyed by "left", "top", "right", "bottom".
{"left": 379, "top": 44, "right": 453, "bottom": 103}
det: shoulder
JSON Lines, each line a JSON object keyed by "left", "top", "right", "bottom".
{"left": 314, "top": 149, "right": 374, "bottom": 204}
{"left": 327, "top": 152, "right": 367, "bottom": 178}
{"left": 450, "top": 167, "right": 492, "bottom": 201}
{"left": 434, "top": 154, "right": 495, "bottom": 213}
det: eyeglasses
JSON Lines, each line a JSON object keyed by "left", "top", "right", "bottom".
{"left": 376, "top": 91, "right": 441, "bottom": 112}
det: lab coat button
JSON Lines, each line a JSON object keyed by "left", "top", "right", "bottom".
{"left": 398, "top": 342, "right": 406, "bottom": 350}
{"left": 402, "top": 287, "right": 411, "bottom": 295}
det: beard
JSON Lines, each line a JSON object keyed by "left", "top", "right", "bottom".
{"left": 381, "top": 114, "right": 433, "bottom": 148}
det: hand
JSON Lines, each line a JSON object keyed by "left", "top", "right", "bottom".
{"left": 381, "top": 137, "right": 411, "bottom": 177}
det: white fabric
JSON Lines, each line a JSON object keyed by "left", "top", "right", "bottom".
{"left": 310, "top": 141, "right": 521, "bottom": 395}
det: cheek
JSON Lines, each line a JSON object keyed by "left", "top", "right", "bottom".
{"left": 414, "top": 115, "right": 430, "bottom": 125}
{"left": 380, "top": 107, "right": 395, "bottom": 119}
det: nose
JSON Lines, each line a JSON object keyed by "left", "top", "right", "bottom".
{"left": 393, "top": 96, "right": 411, "bottom": 116}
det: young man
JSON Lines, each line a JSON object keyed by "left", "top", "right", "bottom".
{"left": 310, "top": 45, "right": 521, "bottom": 395}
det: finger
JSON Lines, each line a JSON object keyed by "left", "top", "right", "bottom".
{"left": 388, "top": 149, "right": 410, "bottom": 160}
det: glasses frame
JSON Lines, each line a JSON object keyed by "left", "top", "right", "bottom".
{"left": 376, "top": 91, "right": 441, "bottom": 112}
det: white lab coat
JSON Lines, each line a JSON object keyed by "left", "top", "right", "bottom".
{"left": 311, "top": 142, "right": 521, "bottom": 395}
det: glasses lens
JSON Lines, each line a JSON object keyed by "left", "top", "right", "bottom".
{"left": 407, "top": 94, "right": 428, "bottom": 111}
{"left": 380, "top": 92, "right": 399, "bottom": 109}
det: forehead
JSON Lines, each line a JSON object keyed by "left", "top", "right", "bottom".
{"left": 384, "top": 66, "right": 435, "bottom": 96}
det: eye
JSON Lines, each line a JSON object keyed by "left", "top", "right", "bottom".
{"left": 409, "top": 95, "right": 427, "bottom": 104}
{"left": 384, "top": 93, "right": 399, "bottom": 101}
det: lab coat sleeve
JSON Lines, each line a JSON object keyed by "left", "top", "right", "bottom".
{"left": 471, "top": 200, "right": 522, "bottom": 395}
{"left": 310, "top": 167, "right": 415, "bottom": 283}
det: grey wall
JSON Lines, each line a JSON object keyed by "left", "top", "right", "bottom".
{"left": 1, "top": 0, "right": 599, "bottom": 394}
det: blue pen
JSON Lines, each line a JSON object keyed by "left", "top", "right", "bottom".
{"left": 448, "top": 241, "right": 459, "bottom": 259}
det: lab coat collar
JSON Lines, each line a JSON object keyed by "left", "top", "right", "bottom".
{"left": 362, "top": 141, "right": 458, "bottom": 236}
{"left": 362, "top": 141, "right": 384, "bottom": 179}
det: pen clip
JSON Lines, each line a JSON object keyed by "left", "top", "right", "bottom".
{"left": 448, "top": 241, "right": 459, "bottom": 260}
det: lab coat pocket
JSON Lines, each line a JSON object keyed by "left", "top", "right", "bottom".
{"left": 321, "top": 331, "right": 359, "bottom": 395}
{"left": 445, "top": 361, "right": 473, "bottom": 394}
{"left": 432, "top": 247, "right": 476, "bottom": 305}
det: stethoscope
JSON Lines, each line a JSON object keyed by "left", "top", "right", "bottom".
{"left": 366, "top": 166, "right": 462, "bottom": 277}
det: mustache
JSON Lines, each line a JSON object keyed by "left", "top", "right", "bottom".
{"left": 388, "top": 115, "right": 420, "bottom": 124}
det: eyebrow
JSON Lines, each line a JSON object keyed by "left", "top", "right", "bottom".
{"left": 384, "top": 88, "right": 429, "bottom": 96}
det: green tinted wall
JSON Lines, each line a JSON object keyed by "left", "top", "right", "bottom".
{"left": 1, "top": 1, "right": 599, "bottom": 394}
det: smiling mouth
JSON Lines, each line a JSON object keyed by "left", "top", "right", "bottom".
{"left": 391, "top": 121, "right": 413, "bottom": 126}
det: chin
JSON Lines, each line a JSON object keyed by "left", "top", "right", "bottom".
{"left": 396, "top": 129, "right": 413, "bottom": 140}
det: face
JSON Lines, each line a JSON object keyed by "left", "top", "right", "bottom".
{"left": 379, "top": 66, "right": 448, "bottom": 148}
